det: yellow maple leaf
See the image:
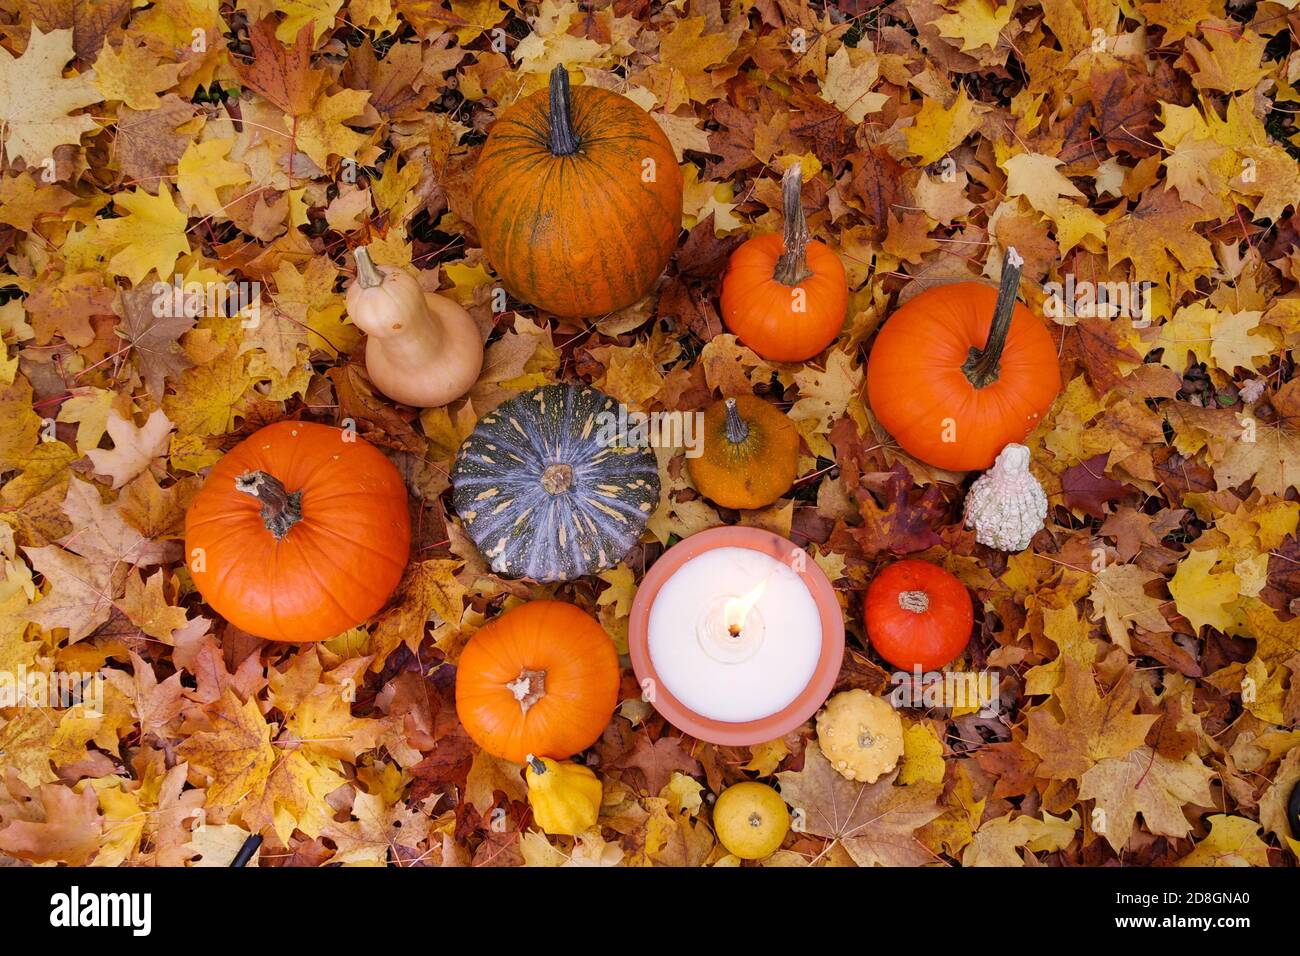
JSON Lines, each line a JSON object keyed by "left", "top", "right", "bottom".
{"left": 162, "top": 345, "right": 256, "bottom": 436}
{"left": 935, "top": 0, "right": 1014, "bottom": 53}
{"left": 1183, "top": 26, "right": 1270, "bottom": 93}
{"left": 0, "top": 27, "right": 101, "bottom": 166}
{"left": 899, "top": 722, "right": 946, "bottom": 785}
{"left": 905, "top": 88, "right": 981, "bottom": 165}
{"left": 596, "top": 564, "right": 637, "bottom": 618}
{"left": 788, "top": 350, "right": 863, "bottom": 456}
{"left": 273, "top": 257, "right": 356, "bottom": 356}
{"left": 93, "top": 38, "right": 183, "bottom": 110}
{"left": 1108, "top": 188, "right": 1216, "bottom": 287}
{"left": 1176, "top": 814, "right": 1270, "bottom": 866}
{"left": 177, "top": 689, "right": 276, "bottom": 808}
{"left": 99, "top": 186, "right": 192, "bottom": 284}
{"left": 643, "top": 16, "right": 738, "bottom": 109}
{"left": 295, "top": 87, "right": 371, "bottom": 171}
{"left": 446, "top": 0, "right": 508, "bottom": 44}
{"left": 1210, "top": 309, "right": 1274, "bottom": 372}
{"left": 177, "top": 138, "right": 250, "bottom": 219}
{"left": 1169, "top": 548, "right": 1240, "bottom": 634}
{"left": 1138, "top": 0, "right": 1224, "bottom": 44}
{"left": 820, "top": 46, "right": 888, "bottom": 123}
{"left": 1088, "top": 563, "right": 1169, "bottom": 654}
{"left": 743, "top": 737, "right": 791, "bottom": 775}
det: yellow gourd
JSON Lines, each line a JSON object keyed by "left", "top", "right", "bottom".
{"left": 524, "top": 755, "right": 602, "bottom": 836}
{"left": 815, "top": 689, "right": 904, "bottom": 783}
{"left": 713, "top": 782, "right": 790, "bottom": 860}
{"left": 345, "top": 246, "right": 484, "bottom": 408}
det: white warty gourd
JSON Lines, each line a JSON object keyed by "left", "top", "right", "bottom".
{"left": 963, "top": 443, "right": 1047, "bottom": 552}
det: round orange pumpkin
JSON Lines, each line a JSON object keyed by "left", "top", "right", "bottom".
{"left": 720, "top": 164, "right": 848, "bottom": 362}
{"left": 471, "top": 65, "right": 683, "bottom": 319}
{"left": 687, "top": 396, "right": 800, "bottom": 509}
{"left": 184, "top": 421, "right": 411, "bottom": 642}
{"left": 456, "top": 600, "right": 620, "bottom": 763}
{"left": 866, "top": 262, "right": 1061, "bottom": 472}
{"left": 865, "top": 559, "right": 972, "bottom": 672}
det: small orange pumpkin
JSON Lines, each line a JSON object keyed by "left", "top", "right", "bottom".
{"left": 866, "top": 258, "right": 1061, "bottom": 472}
{"left": 455, "top": 600, "right": 620, "bottom": 763}
{"left": 471, "top": 65, "right": 683, "bottom": 318}
{"left": 865, "top": 559, "right": 973, "bottom": 672}
{"left": 720, "top": 164, "right": 848, "bottom": 362}
{"left": 184, "top": 421, "right": 411, "bottom": 642}
{"left": 687, "top": 396, "right": 799, "bottom": 510}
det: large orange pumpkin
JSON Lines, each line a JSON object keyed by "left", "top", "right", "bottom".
{"left": 720, "top": 164, "right": 848, "bottom": 362}
{"left": 471, "top": 65, "right": 683, "bottom": 319}
{"left": 456, "top": 600, "right": 620, "bottom": 763}
{"left": 866, "top": 262, "right": 1061, "bottom": 472}
{"left": 184, "top": 421, "right": 411, "bottom": 642}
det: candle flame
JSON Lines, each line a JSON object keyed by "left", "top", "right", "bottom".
{"left": 724, "top": 579, "right": 768, "bottom": 636}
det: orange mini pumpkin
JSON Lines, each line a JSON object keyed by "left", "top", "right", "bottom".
{"left": 866, "top": 258, "right": 1061, "bottom": 472}
{"left": 471, "top": 65, "right": 683, "bottom": 318}
{"left": 720, "top": 164, "right": 848, "bottom": 362}
{"left": 687, "top": 396, "right": 800, "bottom": 510}
{"left": 865, "top": 559, "right": 973, "bottom": 672}
{"left": 456, "top": 600, "right": 620, "bottom": 763}
{"left": 184, "top": 421, "right": 411, "bottom": 642}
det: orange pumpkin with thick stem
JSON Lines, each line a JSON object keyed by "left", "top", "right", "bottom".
{"left": 720, "top": 164, "right": 848, "bottom": 362}
{"left": 865, "top": 560, "right": 973, "bottom": 672}
{"left": 471, "top": 65, "right": 683, "bottom": 319}
{"left": 456, "top": 600, "right": 620, "bottom": 763}
{"left": 866, "top": 256, "right": 1061, "bottom": 472}
{"left": 184, "top": 421, "right": 411, "bottom": 642}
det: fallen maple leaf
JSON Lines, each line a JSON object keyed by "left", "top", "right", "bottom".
{"left": 777, "top": 742, "right": 943, "bottom": 867}
{"left": 0, "top": 27, "right": 101, "bottom": 166}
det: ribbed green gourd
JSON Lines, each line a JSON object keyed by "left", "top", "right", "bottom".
{"left": 451, "top": 384, "right": 660, "bottom": 581}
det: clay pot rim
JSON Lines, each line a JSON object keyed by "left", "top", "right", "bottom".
{"left": 628, "top": 526, "right": 845, "bottom": 746}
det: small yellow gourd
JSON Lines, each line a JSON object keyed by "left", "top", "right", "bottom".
{"left": 815, "top": 689, "right": 904, "bottom": 783}
{"left": 524, "top": 755, "right": 602, "bottom": 836}
{"left": 345, "top": 246, "right": 484, "bottom": 408}
{"left": 713, "top": 782, "right": 790, "bottom": 860}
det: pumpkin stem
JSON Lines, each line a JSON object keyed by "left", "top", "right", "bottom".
{"left": 772, "top": 164, "right": 813, "bottom": 287}
{"left": 353, "top": 246, "right": 384, "bottom": 289}
{"left": 547, "top": 65, "right": 580, "bottom": 157}
{"left": 235, "top": 471, "right": 304, "bottom": 541}
{"left": 506, "top": 667, "right": 547, "bottom": 715}
{"left": 962, "top": 251, "right": 1024, "bottom": 389}
{"left": 898, "top": 590, "right": 930, "bottom": 614}
{"left": 526, "top": 754, "right": 547, "bottom": 775}
{"left": 723, "top": 398, "right": 750, "bottom": 445}
{"left": 541, "top": 463, "right": 574, "bottom": 495}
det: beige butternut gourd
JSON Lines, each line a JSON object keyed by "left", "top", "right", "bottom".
{"left": 345, "top": 246, "right": 483, "bottom": 408}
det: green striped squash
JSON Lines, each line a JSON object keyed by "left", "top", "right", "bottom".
{"left": 451, "top": 384, "right": 661, "bottom": 581}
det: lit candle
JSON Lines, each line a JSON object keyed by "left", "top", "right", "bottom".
{"left": 630, "top": 527, "right": 843, "bottom": 745}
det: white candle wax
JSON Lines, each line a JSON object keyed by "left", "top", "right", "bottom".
{"left": 647, "top": 546, "right": 823, "bottom": 723}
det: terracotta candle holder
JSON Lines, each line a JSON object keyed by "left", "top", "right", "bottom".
{"left": 628, "top": 526, "right": 845, "bottom": 746}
